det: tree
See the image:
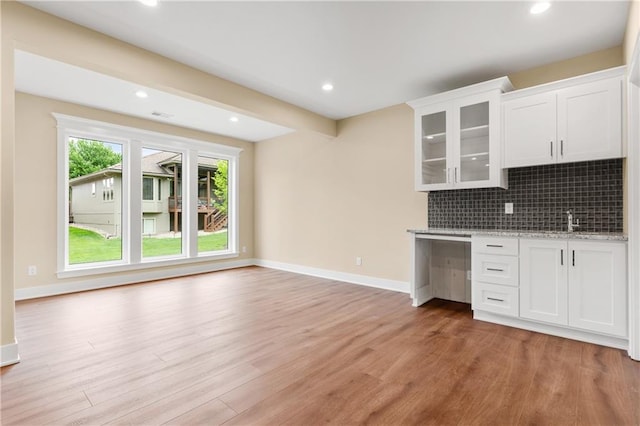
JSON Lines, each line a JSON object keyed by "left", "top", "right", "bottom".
{"left": 68, "top": 139, "right": 122, "bottom": 179}
{"left": 213, "top": 160, "right": 228, "bottom": 215}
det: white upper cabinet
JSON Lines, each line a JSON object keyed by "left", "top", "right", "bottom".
{"left": 408, "top": 77, "right": 513, "bottom": 192}
{"left": 503, "top": 67, "right": 624, "bottom": 168}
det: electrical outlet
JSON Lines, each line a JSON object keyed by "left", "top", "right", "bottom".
{"left": 241, "top": 246, "right": 247, "bottom": 253}
{"left": 505, "top": 202, "right": 514, "bottom": 215}
{"left": 355, "top": 256, "right": 362, "bottom": 266}
{"left": 28, "top": 265, "right": 37, "bottom": 276}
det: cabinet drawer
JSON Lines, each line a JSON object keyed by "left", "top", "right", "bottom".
{"left": 472, "top": 236, "right": 518, "bottom": 256}
{"left": 473, "top": 253, "right": 519, "bottom": 287}
{"left": 472, "top": 282, "right": 519, "bottom": 317}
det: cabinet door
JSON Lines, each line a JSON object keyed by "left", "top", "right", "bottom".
{"left": 519, "top": 239, "right": 568, "bottom": 325}
{"left": 557, "top": 77, "right": 622, "bottom": 163}
{"left": 568, "top": 241, "right": 627, "bottom": 337}
{"left": 415, "top": 104, "right": 452, "bottom": 190}
{"left": 454, "top": 91, "right": 506, "bottom": 189}
{"left": 503, "top": 92, "right": 557, "bottom": 168}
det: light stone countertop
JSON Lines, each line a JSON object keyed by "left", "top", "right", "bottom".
{"left": 407, "top": 228, "right": 628, "bottom": 241}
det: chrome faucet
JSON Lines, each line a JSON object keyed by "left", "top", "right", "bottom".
{"left": 566, "top": 209, "right": 580, "bottom": 232}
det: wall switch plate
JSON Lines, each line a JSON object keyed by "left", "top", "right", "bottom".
{"left": 28, "top": 265, "right": 37, "bottom": 276}
{"left": 505, "top": 203, "right": 514, "bottom": 214}
{"left": 355, "top": 257, "right": 362, "bottom": 266}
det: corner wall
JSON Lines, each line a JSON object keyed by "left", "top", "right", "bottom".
{"left": 254, "top": 105, "right": 426, "bottom": 284}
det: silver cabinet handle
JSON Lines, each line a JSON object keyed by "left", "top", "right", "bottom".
{"left": 572, "top": 250, "right": 575, "bottom": 267}
{"left": 486, "top": 268, "right": 504, "bottom": 272}
{"left": 550, "top": 141, "right": 553, "bottom": 157}
{"left": 454, "top": 167, "right": 458, "bottom": 183}
{"left": 486, "top": 244, "right": 503, "bottom": 248}
{"left": 487, "top": 297, "right": 505, "bottom": 302}
{"left": 561, "top": 249, "right": 564, "bottom": 266}
{"left": 560, "top": 140, "right": 564, "bottom": 156}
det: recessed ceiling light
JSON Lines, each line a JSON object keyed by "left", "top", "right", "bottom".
{"left": 229, "top": 116, "right": 239, "bottom": 123}
{"left": 426, "top": 135, "right": 434, "bottom": 140}
{"left": 139, "top": 0, "right": 158, "bottom": 6}
{"left": 530, "top": 2, "right": 551, "bottom": 14}
{"left": 485, "top": 164, "right": 490, "bottom": 167}
{"left": 472, "top": 157, "right": 477, "bottom": 161}
{"left": 135, "top": 90, "right": 148, "bottom": 99}
{"left": 322, "top": 83, "right": 334, "bottom": 92}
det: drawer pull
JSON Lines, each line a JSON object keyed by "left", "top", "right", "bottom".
{"left": 486, "top": 267, "right": 504, "bottom": 272}
{"left": 487, "top": 297, "right": 505, "bottom": 302}
{"left": 486, "top": 244, "right": 503, "bottom": 248}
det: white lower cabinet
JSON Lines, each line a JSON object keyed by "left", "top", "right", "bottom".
{"left": 471, "top": 236, "right": 519, "bottom": 317}
{"left": 519, "top": 239, "right": 627, "bottom": 337}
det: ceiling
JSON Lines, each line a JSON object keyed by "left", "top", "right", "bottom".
{"left": 21, "top": 1, "right": 629, "bottom": 123}
{"left": 14, "top": 50, "right": 294, "bottom": 142}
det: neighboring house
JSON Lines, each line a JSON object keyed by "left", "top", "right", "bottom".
{"left": 69, "top": 151, "right": 226, "bottom": 237}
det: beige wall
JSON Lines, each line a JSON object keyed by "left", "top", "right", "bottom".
{"left": 625, "top": 1, "right": 640, "bottom": 64}
{"left": 14, "top": 92, "right": 256, "bottom": 290}
{"left": 509, "top": 46, "right": 623, "bottom": 89}
{"left": 255, "top": 104, "right": 426, "bottom": 282}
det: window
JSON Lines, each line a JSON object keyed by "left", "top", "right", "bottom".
{"left": 142, "top": 177, "right": 154, "bottom": 200}
{"left": 66, "top": 137, "right": 122, "bottom": 265}
{"left": 55, "top": 114, "right": 241, "bottom": 276}
{"left": 197, "top": 155, "right": 229, "bottom": 254}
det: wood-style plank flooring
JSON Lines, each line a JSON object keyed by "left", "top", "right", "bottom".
{"left": 1, "top": 266, "right": 639, "bottom": 425}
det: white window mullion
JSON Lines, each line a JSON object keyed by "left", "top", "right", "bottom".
{"left": 228, "top": 156, "right": 239, "bottom": 254}
{"left": 58, "top": 128, "right": 70, "bottom": 272}
{"left": 185, "top": 150, "right": 199, "bottom": 258}
{"left": 128, "top": 140, "right": 142, "bottom": 264}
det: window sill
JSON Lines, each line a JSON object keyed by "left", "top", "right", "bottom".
{"left": 57, "top": 251, "right": 240, "bottom": 279}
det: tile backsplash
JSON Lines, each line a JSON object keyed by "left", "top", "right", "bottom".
{"left": 428, "top": 159, "right": 623, "bottom": 233}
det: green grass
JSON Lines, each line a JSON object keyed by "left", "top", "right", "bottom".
{"left": 69, "top": 226, "right": 228, "bottom": 264}
{"left": 69, "top": 227, "right": 122, "bottom": 264}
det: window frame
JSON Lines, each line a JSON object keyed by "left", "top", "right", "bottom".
{"left": 55, "top": 113, "right": 242, "bottom": 278}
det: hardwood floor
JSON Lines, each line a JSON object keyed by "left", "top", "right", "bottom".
{"left": 1, "top": 266, "right": 639, "bottom": 425}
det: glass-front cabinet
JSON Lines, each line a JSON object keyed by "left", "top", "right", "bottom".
{"left": 409, "top": 77, "right": 513, "bottom": 191}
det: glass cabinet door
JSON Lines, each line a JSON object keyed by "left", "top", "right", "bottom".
{"left": 458, "top": 101, "right": 490, "bottom": 183}
{"left": 420, "top": 110, "right": 448, "bottom": 185}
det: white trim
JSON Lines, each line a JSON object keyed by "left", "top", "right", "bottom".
{"left": 0, "top": 340, "right": 20, "bottom": 367}
{"left": 255, "top": 259, "right": 410, "bottom": 294}
{"left": 626, "top": 33, "right": 640, "bottom": 361}
{"left": 17, "top": 258, "right": 255, "bottom": 301}
{"left": 52, "top": 113, "right": 243, "bottom": 157}
{"left": 57, "top": 251, "right": 239, "bottom": 279}
{"left": 502, "top": 66, "right": 626, "bottom": 101}
{"left": 407, "top": 76, "right": 513, "bottom": 109}
{"left": 474, "top": 310, "right": 628, "bottom": 350}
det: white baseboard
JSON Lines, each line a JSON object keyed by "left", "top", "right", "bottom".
{"left": 15, "top": 258, "right": 255, "bottom": 301}
{"left": 15, "top": 257, "right": 408, "bottom": 302}
{"left": 0, "top": 340, "right": 20, "bottom": 367}
{"left": 255, "top": 259, "right": 409, "bottom": 294}
{"left": 474, "top": 310, "right": 629, "bottom": 350}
